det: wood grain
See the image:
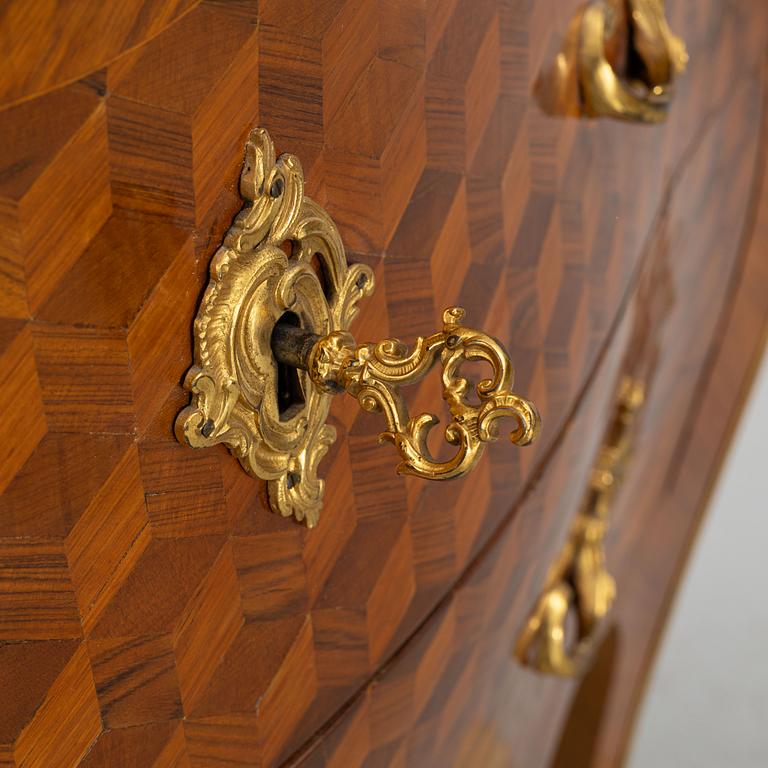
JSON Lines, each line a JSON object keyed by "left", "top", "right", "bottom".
{"left": 0, "top": 0, "right": 765, "bottom": 766}
{"left": 0, "top": 0, "right": 198, "bottom": 108}
{"left": 0, "top": 83, "right": 112, "bottom": 315}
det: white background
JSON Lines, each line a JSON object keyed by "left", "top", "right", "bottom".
{"left": 625, "top": 351, "right": 768, "bottom": 767}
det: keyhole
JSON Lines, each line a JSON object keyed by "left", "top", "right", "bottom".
{"left": 272, "top": 312, "right": 306, "bottom": 420}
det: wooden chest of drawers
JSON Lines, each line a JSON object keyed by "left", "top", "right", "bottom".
{"left": 0, "top": 1, "right": 765, "bottom": 766}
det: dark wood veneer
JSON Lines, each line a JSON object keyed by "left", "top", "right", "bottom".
{"left": 0, "top": 0, "right": 765, "bottom": 766}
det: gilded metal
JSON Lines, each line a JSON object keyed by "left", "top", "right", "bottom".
{"left": 514, "top": 378, "right": 644, "bottom": 676}
{"left": 175, "top": 128, "right": 373, "bottom": 528}
{"left": 177, "top": 129, "right": 540, "bottom": 527}
{"left": 579, "top": 0, "right": 688, "bottom": 123}
{"left": 304, "top": 306, "right": 541, "bottom": 480}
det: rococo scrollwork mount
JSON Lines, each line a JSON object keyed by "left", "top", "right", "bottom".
{"left": 175, "top": 128, "right": 373, "bottom": 527}
{"left": 176, "top": 129, "right": 540, "bottom": 527}
{"left": 515, "top": 378, "right": 645, "bottom": 676}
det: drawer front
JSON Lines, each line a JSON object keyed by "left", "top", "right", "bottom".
{"left": 292, "top": 44, "right": 768, "bottom": 766}
{"left": 0, "top": 1, "right": 764, "bottom": 767}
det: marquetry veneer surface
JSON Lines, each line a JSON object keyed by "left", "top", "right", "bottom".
{"left": 292, "top": 51, "right": 768, "bottom": 765}
{"left": 0, "top": 0, "right": 763, "bottom": 766}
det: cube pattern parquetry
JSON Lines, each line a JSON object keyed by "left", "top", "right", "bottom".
{"left": 0, "top": 0, "right": 758, "bottom": 766}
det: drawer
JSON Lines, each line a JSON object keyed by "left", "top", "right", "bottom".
{"left": 290, "top": 63, "right": 768, "bottom": 767}
{"left": 0, "top": 0, "right": 765, "bottom": 767}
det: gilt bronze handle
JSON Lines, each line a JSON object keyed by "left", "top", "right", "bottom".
{"left": 579, "top": 0, "right": 688, "bottom": 123}
{"left": 176, "top": 128, "right": 540, "bottom": 527}
{"left": 514, "top": 378, "right": 644, "bottom": 676}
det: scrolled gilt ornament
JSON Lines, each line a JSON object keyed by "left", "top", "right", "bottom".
{"left": 304, "top": 307, "right": 541, "bottom": 481}
{"left": 579, "top": 0, "right": 688, "bottom": 123}
{"left": 514, "top": 377, "right": 645, "bottom": 676}
{"left": 176, "top": 128, "right": 373, "bottom": 528}
{"left": 178, "top": 128, "right": 540, "bottom": 527}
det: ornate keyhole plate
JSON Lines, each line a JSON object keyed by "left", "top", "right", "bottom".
{"left": 175, "top": 128, "right": 373, "bottom": 527}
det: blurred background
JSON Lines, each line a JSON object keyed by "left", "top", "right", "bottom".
{"left": 626, "top": 351, "right": 768, "bottom": 767}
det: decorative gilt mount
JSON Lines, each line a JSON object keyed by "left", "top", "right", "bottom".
{"left": 536, "top": 0, "right": 688, "bottom": 123}
{"left": 176, "top": 129, "right": 540, "bottom": 527}
{"left": 514, "top": 377, "right": 644, "bottom": 676}
{"left": 580, "top": 0, "right": 689, "bottom": 123}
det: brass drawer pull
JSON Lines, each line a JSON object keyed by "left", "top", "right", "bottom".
{"left": 514, "top": 378, "right": 644, "bottom": 676}
{"left": 580, "top": 0, "right": 688, "bottom": 123}
{"left": 176, "top": 129, "right": 540, "bottom": 527}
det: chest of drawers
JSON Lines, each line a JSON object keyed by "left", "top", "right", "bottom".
{"left": 1, "top": 1, "right": 765, "bottom": 766}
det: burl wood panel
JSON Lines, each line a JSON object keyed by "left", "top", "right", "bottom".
{"left": 0, "top": 1, "right": 764, "bottom": 767}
